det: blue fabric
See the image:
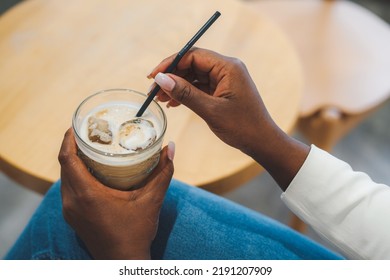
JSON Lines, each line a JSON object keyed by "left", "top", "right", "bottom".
{"left": 5, "top": 179, "right": 343, "bottom": 260}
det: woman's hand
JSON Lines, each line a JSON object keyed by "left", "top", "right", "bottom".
{"left": 149, "top": 48, "right": 272, "bottom": 157}
{"left": 149, "top": 48, "right": 309, "bottom": 190}
{"left": 58, "top": 129, "right": 174, "bottom": 259}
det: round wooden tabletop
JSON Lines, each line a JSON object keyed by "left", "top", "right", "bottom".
{"left": 0, "top": 0, "right": 303, "bottom": 194}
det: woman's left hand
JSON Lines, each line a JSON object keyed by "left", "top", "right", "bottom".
{"left": 58, "top": 128, "right": 174, "bottom": 259}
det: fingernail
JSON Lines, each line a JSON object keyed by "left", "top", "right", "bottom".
{"left": 167, "top": 141, "right": 175, "bottom": 161}
{"left": 155, "top": 73, "right": 175, "bottom": 91}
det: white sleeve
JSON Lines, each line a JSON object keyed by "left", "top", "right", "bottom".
{"left": 281, "top": 145, "right": 390, "bottom": 260}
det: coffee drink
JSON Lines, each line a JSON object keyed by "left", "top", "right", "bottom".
{"left": 72, "top": 89, "right": 167, "bottom": 190}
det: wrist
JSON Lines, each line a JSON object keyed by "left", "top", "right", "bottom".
{"left": 116, "top": 244, "right": 151, "bottom": 260}
{"left": 90, "top": 241, "right": 152, "bottom": 260}
{"left": 248, "top": 124, "right": 310, "bottom": 191}
{"left": 116, "top": 243, "right": 152, "bottom": 260}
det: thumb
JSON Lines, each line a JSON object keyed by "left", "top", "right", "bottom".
{"left": 154, "top": 72, "right": 214, "bottom": 117}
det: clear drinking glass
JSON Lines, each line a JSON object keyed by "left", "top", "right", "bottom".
{"left": 72, "top": 89, "right": 167, "bottom": 190}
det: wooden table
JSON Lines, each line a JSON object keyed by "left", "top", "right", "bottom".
{"left": 0, "top": 0, "right": 303, "bottom": 194}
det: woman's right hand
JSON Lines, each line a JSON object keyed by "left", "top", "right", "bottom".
{"left": 149, "top": 48, "right": 309, "bottom": 190}
{"left": 149, "top": 48, "right": 275, "bottom": 158}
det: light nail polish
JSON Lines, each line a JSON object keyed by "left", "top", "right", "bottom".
{"left": 167, "top": 141, "right": 175, "bottom": 161}
{"left": 155, "top": 73, "right": 175, "bottom": 91}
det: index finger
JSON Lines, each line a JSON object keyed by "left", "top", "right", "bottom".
{"left": 148, "top": 48, "right": 225, "bottom": 79}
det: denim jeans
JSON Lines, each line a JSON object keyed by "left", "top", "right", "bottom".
{"left": 5, "top": 179, "right": 343, "bottom": 260}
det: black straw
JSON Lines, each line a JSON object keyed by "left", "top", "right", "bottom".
{"left": 136, "top": 11, "right": 221, "bottom": 117}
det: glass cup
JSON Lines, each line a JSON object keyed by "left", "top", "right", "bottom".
{"left": 72, "top": 88, "right": 167, "bottom": 190}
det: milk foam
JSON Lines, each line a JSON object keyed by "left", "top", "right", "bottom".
{"left": 119, "top": 119, "right": 156, "bottom": 151}
{"left": 80, "top": 102, "right": 160, "bottom": 154}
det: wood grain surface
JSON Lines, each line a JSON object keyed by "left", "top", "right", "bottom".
{"left": 0, "top": 0, "right": 303, "bottom": 193}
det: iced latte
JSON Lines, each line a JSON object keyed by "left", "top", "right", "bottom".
{"left": 72, "top": 89, "right": 167, "bottom": 190}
